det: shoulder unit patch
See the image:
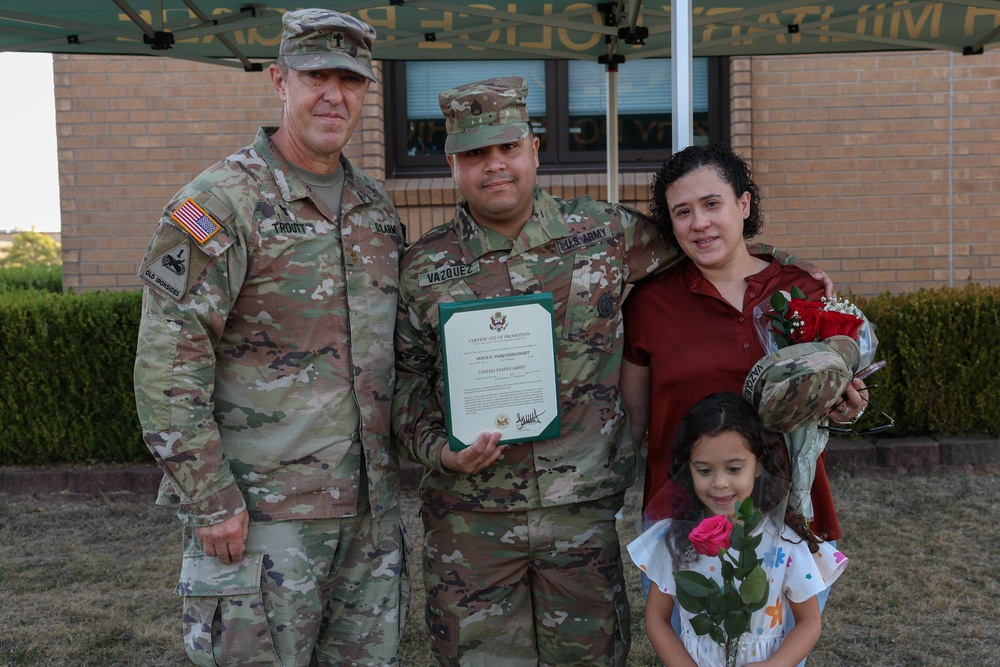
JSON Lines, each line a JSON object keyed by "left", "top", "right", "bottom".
{"left": 138, "top": 224, "right": 214, "bottom": 301}
{"left": 141, "top": 240, "right": 190, "bottom": 300}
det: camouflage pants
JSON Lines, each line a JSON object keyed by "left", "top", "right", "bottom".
{"left": 176, "top": 504, "right": 409, "bottom": 667}
{"left": 420, "top": 495, "right": 630, "bottom": 667}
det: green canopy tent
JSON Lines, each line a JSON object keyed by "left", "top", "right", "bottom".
{"left": 1, "top": 0, "right": 998, "bottom": 199}
{"left": 2, "top": 2, "right": 996, "bottom": 62}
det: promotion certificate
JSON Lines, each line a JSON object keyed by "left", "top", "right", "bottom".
{"left": 439, "top": 293, "right": 560, "bottom": 451}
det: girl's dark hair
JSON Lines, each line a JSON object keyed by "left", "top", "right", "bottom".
{"left": 665, "top": 392, "right": 819, "bottom": 566}
{"left": 648, "top": 143, "right": 765, "bottom": 248}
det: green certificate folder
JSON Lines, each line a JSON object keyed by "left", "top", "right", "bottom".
{"left": 439, "top": 293, "right": 561, "bottom": 451}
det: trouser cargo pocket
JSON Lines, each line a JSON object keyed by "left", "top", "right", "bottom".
{"left": 175, "top": 550, "right": 280, "bottom": 666}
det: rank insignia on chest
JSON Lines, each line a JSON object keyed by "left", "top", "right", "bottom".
{"left": 418, "top": 261, "right": 481, "bottom": 287}
{"left": 556, "top": 226, "right": 611, "bottom": 254}
{"left": 170, "top": 198, "right": 221, "bottom": 244}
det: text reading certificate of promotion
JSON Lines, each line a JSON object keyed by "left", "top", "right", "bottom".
{"left": 439, "top": 293, "right": 560, "bottom": 451}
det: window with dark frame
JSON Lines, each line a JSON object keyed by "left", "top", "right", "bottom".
{"left": 385, "top": 57, "right": 730, "bottom": 178}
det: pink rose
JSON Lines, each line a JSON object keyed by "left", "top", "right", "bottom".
{"left": 688, "top": 515, "right": 734, "bottom": 557}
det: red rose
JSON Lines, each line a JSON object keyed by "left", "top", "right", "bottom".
{"left": 788, "top": 299, "right": 823, "bottom": 343}
{"left": 788, "top": 299, "right": 865, "bottom": 343}
{"left": 817, "top": 310, "right": 865, "bottom": 340}
{"left": 688, "top": 514, "right": 734, "bottom": 557}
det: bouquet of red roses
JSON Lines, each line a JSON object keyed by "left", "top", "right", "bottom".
{"left": 754, "top": 287, "right": 878, "bottom": 367}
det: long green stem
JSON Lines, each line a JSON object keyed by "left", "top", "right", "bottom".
{"left": 725, "top": 635, "right": 738, "bottom": 667}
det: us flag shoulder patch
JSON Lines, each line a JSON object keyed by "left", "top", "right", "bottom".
{"left": 170, "top": 198, "right": 221, "bottom": 244}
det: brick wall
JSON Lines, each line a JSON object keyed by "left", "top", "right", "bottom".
{"left": 55, "top": 50, "right": 1000, "bottom": 295}
{"left": 55, "top": 54, "right": 277, "bottom": 291}
{"left": 733, "top": 51, "right": 1000, "bottom": 296}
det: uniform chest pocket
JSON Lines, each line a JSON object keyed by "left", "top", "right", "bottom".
{"left": 561, "top": 252, "right": 622, "bottom": 353}
{"left": 421, "top": 281, "right": 478, "bottom": 327}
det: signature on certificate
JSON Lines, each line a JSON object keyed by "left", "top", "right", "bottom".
{"left": 516, "top": 408, "right": 545, "bottom": 430}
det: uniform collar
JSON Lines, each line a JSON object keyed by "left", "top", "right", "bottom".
{"left": 451, "top": 185, "right": 573, "bottom": 262}
{"left": 255, "top": 127, "right": 374, "bottom": 210}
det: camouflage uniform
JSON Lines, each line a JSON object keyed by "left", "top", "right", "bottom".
{"left": 393, "top": 170, "right": 681, "bottom": 663}
{"left": 135, "top": 123, "right": 408, "bottom": 665}
{"left": 135, "top": 11, "right": 407, "bottom": 660}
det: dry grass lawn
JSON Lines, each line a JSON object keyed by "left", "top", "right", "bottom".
{"left": 1, "top": 471, "right": 997, "bottom": 666}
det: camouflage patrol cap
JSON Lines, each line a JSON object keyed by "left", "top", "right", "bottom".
{"left": 439, "top": 77, "right": 530, "bottom": 155}
{"left": 743, "top": 335, "right": 861, "bottom": 433}
{"left": 279, "top": 9, "right": 377, "bottom": 82}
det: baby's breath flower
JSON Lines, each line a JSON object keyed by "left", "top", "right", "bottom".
{"left": 819, "top": 296, "right": 864, "bottom": 317}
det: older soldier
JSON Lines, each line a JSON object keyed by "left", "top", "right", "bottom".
{"left": 392, "top": 77, "right": 824, "bottom": 666}
{"left": 134, "top": 9, "right": 407, "bottom": 667}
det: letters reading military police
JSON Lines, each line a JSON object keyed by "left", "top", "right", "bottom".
{"left": 439, "top": 293, "right": 560, "bottom": 452}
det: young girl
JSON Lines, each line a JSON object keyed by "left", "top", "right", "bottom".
{"left": 628, "top": 393, "right": 847, "bottom": 667}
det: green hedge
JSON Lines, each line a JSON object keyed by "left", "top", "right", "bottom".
{"left": 1, "top": 283, "right": 998, "bottom": 465}
{"left": 0, "top": 264, "right": 63, "bottom": 294}
{"left": 853, "top": 282, "right": 1000, "bottom": 437}
{"left": 0, "top": 290, "right": 146, "bottom": 464}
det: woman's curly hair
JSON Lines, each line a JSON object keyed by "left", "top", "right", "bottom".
{"left": 649, "top": 143, "right": 765, "bottom": 247}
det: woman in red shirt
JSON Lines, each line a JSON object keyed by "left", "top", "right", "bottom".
{"left": 621, "top": 144, "right": 868, "bottom": 663}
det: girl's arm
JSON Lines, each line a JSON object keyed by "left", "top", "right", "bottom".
{"left": 757, "top": 595, "right": 822, "bottom": 667}
{"left": 620, "top": 359, "right": 651, "bottom": 447}
{"left": 645, "top": 587, "right": 698, "bottom": 667}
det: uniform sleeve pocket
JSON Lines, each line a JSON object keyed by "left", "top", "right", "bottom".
{"left": 561, "top": 253, "right": 620, "bottom": 353}
{"left": 134, "top": 315, "right": 182, "bottom": 430}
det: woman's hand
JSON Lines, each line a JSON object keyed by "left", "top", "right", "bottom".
{"left": 827, "top": 377, "right": 868, "bottom": 423}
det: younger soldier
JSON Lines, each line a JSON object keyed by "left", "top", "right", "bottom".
{"left": 392, "top": 76, "right": 664, "bottom": 667}
{"left": 134, "top": 9, "right": 407, "bottom": 666}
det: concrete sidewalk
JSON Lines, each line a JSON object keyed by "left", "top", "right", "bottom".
{"left": 1, "top": 435, "right": 998, "bottom": 503}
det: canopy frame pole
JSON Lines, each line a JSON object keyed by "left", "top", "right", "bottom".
{"left": 600, "top": 0, "right": 628, "bottom": 203}
{"left": 606, "top": 69, "right": 619, "bottom": 203}
{"left": 672, "top": 0, "right": 694, "bottom": 151}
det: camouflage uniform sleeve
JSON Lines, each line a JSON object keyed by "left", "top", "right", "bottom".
{"left": 391, "top": 278, "right": 450, "bottom": 473}
{"left": 134, "top": 210, "right": 247, "bottom": 527}
{"left": 752, "top": 242, "right": 794, "bottom": 264}
{"left": 616, "top": 204, "right": 685, "bottom": 279}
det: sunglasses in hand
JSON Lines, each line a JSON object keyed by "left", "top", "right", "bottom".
{"left": 820, "top": 378, "right": 895, "bottom": 436}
